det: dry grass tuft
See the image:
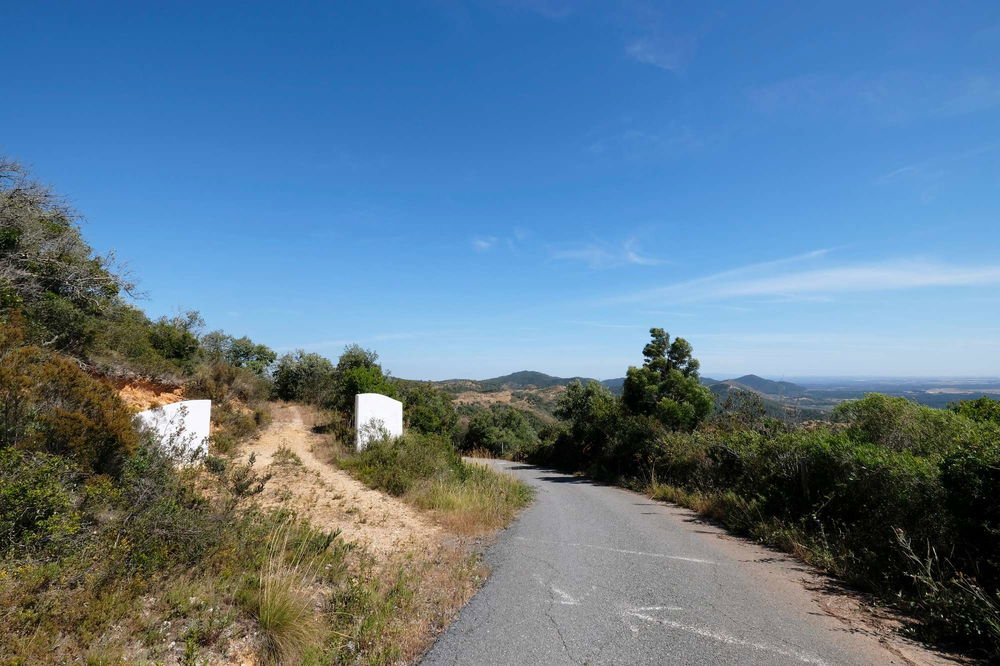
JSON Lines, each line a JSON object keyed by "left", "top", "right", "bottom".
{"left": 406, "top": 465, "right": 533, "bottom": 535}
{"left": 252, "top": 522, "right": 324, "bottom": 664}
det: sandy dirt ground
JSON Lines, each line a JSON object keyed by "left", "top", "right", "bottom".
{"left": 237, "top": 403, "right": 442, "bottom": 560}
{"left": 110, "top": 377, "right": 186, "bottom": 411}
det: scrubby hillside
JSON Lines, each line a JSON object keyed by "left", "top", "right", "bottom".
{"left": 0, "top": 158, "right": 530, "bottom": 664}
{"left": 510, "top": 329, "right": 1000, "bottom": 660}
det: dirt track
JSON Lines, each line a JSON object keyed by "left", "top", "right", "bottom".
{"left": 238, "top": 403, "right": 441, "bottom": 560}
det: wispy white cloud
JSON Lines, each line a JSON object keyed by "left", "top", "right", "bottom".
{"left": 937, "top": 75, "right": 1000, "bottom": 116}
{"left": 553, "top": 237, "right": 664, "bottom": 269}
{"left": 586, "top": 125, "right": 715, "bottom": 162}
{"left": 474, "top": 228, "right": 531, "bottom": 253}
{"left": 615, "top": 252, "right": 1000, "bottom": 304}
{"left": 722, "top": 262, "right": 1000, "bottom": 297}
{"left": 749, "top": 71, "right": 1000, "bottom": 122}
{"left": 622, "top": 238, "right": 662, "bottom": 266}
{"left": 625, "top": 33, "right": 695, "bottom": 73}
{"left": 472, "top": 236, "right": 498, "bottom": 251}
{"left": 552, "top": 245, "right": 615, "bottom": 268}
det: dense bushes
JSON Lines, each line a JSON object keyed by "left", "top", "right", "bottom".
{"left": 834, "top": 393, "right": 974, "bottom": 455}
{"left": 533, "top": 328, "right": 1000, "bottom": 656}
{"left": 637, "top": 418, "right": 1000, "bottom": 653}
{"left": 272, "top": 344, "right": 396, "bottom": 411}
{"left": 398, "top": 382, "right": 458, "bottom": 434}
{"left": 463, "top": 404, "right": 540, "bottom": 458}
{"left": 0, "top": 448, "right": 80, "bottom": 553}
{"left": 1, "top": 319, "right": 138, "bottom": 476}
{"left": 0, "top": 428, "right": 419, "bottom": 664}
{"left": 340, "top": 431, "right": 463, "bottom": 496}
{"left": 337, "top": 431, "right": 532, "bottom": 534}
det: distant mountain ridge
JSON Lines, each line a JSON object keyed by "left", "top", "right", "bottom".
{"left": 439, "top": 370, "right": 599, "bottom": 391}
{"left": 716, "top": 374, "right": 807, "bottom": 397}
{"left": 439, "top": 370, "right": 808, "bottom": 398}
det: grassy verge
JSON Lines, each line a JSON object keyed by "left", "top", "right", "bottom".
{"left": 336, "top": 432, "right": 533, "bottom": 535}
{"left": 0, "top": 434, "right": 454, "bottom": 665}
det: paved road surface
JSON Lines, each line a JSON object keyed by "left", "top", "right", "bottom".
{"left": 423, "top": 461, "right": 928, "bottom": 666}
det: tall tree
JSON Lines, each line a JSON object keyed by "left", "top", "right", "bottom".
{"left": 621, "top": 328, "right": 713, "bottom": 431}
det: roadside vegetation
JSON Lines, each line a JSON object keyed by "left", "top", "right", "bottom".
{"left": 339, "top": 432, "right": 532, "bottom": 534}
{"left": 272, "top": 348, "right": 533, "bottom": 535}
{"left": 0, "top": 157, "right": 522, "bottom": 663}
{"left": 452, "top": 327, "right": 1000, "bottom": 659}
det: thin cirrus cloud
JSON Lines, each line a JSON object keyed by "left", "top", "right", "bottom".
{"left": 472, "top": 236, "right": 498, "bottom": 251}
{"left": 625, "top": 33, "right": 696, "bottom": 73}
{"left": 749, "top": 71, "right": 1000, "bottom": 122}
{"left": 473, "top": 229, "right": 530, "bottom": 253}
{"left": 612, "top": 251, "right": 1000, "bottom": 304}
{"left": 553, "top": 238, "right": 663, "bottom": 269}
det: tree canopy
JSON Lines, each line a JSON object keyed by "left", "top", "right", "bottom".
{"left": 621, "top": 328, "right": 713, "bottom": 431}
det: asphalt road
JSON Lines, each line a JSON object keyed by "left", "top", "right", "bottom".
{"left": 422, "top": 461, "right": 923, "bottom": 666}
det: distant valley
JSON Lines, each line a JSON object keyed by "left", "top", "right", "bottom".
{"left": 430, "top": 370, "right": 1000, "bottom": 418}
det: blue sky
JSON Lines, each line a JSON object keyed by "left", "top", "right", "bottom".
{"left": 4, "top": 1, "right": 999, "bottom": 379}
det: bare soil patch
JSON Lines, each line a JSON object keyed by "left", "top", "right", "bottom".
{"left": 235, "top": 404, "right": 486, "bottom": 661}
{"left": 104, "top": 376, "right": 186, "bottom": 411}
{"left": 238, "top": 403, "right": 442, "bottom": 560}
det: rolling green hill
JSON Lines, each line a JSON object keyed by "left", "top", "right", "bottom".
{"left": 437, "top": 370, "right": 599, "bottom": 392}
{"left": 717, "top": 374, "right": 807, "bottom": 397}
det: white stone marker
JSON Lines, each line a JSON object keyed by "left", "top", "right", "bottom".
{"left": 354, "top": 392, "right": 404, "bottom": 450}
{"left": 136, "top": 399, "right": 212, "bottom": 462}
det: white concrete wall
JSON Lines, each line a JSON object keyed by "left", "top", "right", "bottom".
{"left": 355, "top": 392, "right": 403, "bottom": 450}
{"left": 136, "top": 399, "right": 212, "bottom": 462}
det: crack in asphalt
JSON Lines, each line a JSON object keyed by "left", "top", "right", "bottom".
{"left": 422, "top": 460, "right": 925, "bottom": 666}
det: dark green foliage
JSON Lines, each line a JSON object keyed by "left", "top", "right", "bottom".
{"left": 621, "top": 328, "right": 713, "bottom": 431}
{"left": 834, "top": 393, "right": 973, "bottom": 455}
{"left": 1, "top": 317, "right": 138, "bottom": 476}
{"left": 272, "top": 351, "right": 337, "bottom": 403}
{"left": 949, "top": 395, "right": 1000, "bottom": 424}
{"left": 0, "top": 159, "right": 135, "bottom": 357}
{"left": 148, "top": 312, "right": 204, "bottom": 374}
{"left": 336, "top": 365, "right": 396, "bottom": 409}
{"left": 463, "top": 404, "right": 540, "bottom": 458}
{"left": 329, "top": 344, "right": 396, "bottom": 412}
{"left": 341, "top": 431, "right": 462, "bottom": 496}
{"left": 399, "top": 383, "right": 458, "bottom": 434}
{"left": 552, "top": 380, "right": 621, "bottom": 467}
{"left": 939, "top": 441, "right": 1000, "bottom": 589}
{"left": 540, "top": 327, "right": 1000, "bottom": 655}
{"left": 271, "top": 345, "right": 396, "bottom": 413}
{"left": 636, "top": 419, "right": 1000, "bottom": 652}
{"left": 0, "top": 448, "right": 81, "bottom": 552}
{"left": 200, "top": 330, "right": 276, "bottom": 375}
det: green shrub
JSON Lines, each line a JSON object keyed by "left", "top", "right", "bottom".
{"left": 949, "top": 396, "right": 1000, "bottom": 425}
{"left": 147, "top": 312, "right": 203, "bottom": 374}
{"left": 0, "top": 448, "right": 81, "bottom": 552}
{"left": 399, "top": 383, "right": 457, "bottom": 435}
{"left": 342, "top": 432, "right": 460, "bottom": 496}
{"left": 272, "top": 351, "right": 337, "bottom": 403}
{"left": 463, "top": 404, "right": 540, "bottom": 459}
{"left": 338, "top": 432, "right": 532, "bottom": 534}
{"left": 834, "top": 393, "right": 972, "bottom": 456}
{"left": 1, "top": 322, "right": 138, "bottom": 476}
